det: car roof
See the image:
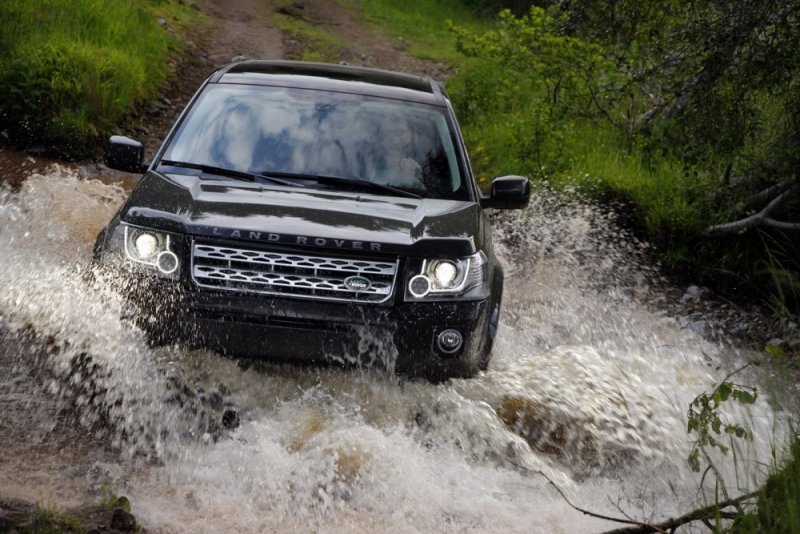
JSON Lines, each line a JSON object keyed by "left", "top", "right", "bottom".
{"left": 210, "top": 60, "right": 445, "bottom": 105}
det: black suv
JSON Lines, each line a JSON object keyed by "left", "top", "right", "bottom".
{"left": 96, "top": 60, "right": 529, "bottom": 380}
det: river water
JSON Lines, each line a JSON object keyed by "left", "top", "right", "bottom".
{"left": 0, "top": 152, "right": 795, "bottom": 533}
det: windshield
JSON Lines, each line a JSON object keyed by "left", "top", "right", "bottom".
{"left": 161, "top": 84, "right": 470, "bottom": 201}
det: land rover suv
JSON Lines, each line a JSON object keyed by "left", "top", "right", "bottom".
{"left": 96, "top": 60, "right": 530, "bottom": 380}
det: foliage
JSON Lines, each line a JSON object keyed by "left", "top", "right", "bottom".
{"left": 100, "top": 494, "right": 131, "bottom": 516}
{"left": 450, "top": 8, "right": 614, "bottom": 109}
{"left": 730, "top": 437, "right": 800, "bottom": 534}
{"left": 0, "top": 0, "right": 197, "bottom": 158}
{"left": 686, "top": 378, "right": 758, "bottom": 472}
{"left": 447, "top": 6, "right": 713, "bottom": 251}
{"left": 447, "top": 2, "right": 800, "bottom": 307}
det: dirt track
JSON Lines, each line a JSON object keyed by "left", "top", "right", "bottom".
{"left": 132, "top": 0, "right": 450, "bottom": 157}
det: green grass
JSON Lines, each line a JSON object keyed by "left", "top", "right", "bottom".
{"left": 551, "top": 123, "right": 716, "bottom": 237}
{"left": 10, "top": 505, "right": 86, "bottom": 533}
{"left": 349, "top": 0, "right": 491, "bottom": 64}
{"left": 0, "top": 0, "right": 200, "bottom": 157}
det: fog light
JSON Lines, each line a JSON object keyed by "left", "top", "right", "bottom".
{"left": 156, "top": 250, "right": 179, "bottom": 274}
{"left": 437, "top": 329, "right": 463, "bottom": 354}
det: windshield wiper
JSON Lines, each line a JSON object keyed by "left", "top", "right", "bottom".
{"left": 260, "top": 171, "right": 421, "bottom": 199}
{"left": 159, "top": 160, "right": 299, "bottom": 188}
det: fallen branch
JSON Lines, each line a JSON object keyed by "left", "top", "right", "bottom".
{"left": 703, "top": 182, "right": 800, "bottom": 235}
{"left": 600, "top": 492, "right": 758, "bottom": 534}
{"left": 746, "top": 182, "right": 795, "bottom": 211}
{"left": 529, "top": 467, "right": 758, "bottom": 534}
{"left": 533, "top": 470, "right": 661, "bottom": 531}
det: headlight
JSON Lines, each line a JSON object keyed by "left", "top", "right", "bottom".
{"left": 103, "top": 223, "right": 182, "bottom": 278}
{"left": 405, "top": 251, "right": 489, "bottom": 301}
{"left": 433, "top": 260, "right": 459, "bottom": 288}
{"left": 134, "top": 232, "right": 158, "bottom": 259}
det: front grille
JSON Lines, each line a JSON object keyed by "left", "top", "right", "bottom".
{"left": 191, "top": 242, "right": 399, "bottom": 303}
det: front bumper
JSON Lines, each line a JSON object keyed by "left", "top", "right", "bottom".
{"left": 129, "top": 278, "right": 495, "bottom": 379}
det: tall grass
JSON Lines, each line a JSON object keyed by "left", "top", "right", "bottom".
{"left": 0, "top": 0, "right": 197, "bottom": 157}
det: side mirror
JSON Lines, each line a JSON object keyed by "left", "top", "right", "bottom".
{"left": 105, "top": 135, "right": 147, "bottom": 174}
{"left": 480, "top": 175, "right": 530, "bottom": 209}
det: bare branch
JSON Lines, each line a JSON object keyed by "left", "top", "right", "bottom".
{"left": 532, "top": 470, "right": 663, "bottom": 531}
{"left": 703, "top": 182, "right": 800, "bottom": 236}
{"left": 586, "top": 78, "right": 625, "bottom": 132}
{"left": 700, "top": 447, "right": 738, "bottom": 513}
{"left": 505, "top": 456, "right": 759, "bottom": 534}
{"left": 746, "top": 182, "right": 794, "bottom": 211}
{"left": 600, "top": 492, "right": 758, "bottom": 534}
{"left": 762, "top": 218, "right": 800, "bottom": 230}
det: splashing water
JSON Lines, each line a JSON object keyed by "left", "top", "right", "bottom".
{"left": 0, "top": 166, "right": 794, "bottom": 532}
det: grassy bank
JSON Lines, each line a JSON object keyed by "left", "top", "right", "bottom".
{"left": 0, "top": 0, "right": 199, "bottom": 158}
{"left": 357, "top": 1, "right": 800, "bottom": 314}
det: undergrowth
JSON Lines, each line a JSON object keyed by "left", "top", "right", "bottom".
{"left": 731, "top": 437, "right": 800, "bottom": 533}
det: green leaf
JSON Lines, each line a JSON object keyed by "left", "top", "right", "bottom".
{"left": 765, "top": 345, "right": 785, "bottom": 359}
{"left": 712, "top": 417, "right": 722, "bottom": 434}
{"left": 688, "top": 448, "right": 701, "bottom": 472}
{"left": 715, "top": 382, "right": 733, "bottom": 402}
{"left": 732, "top": 389, "right": 757, "bottom": 405}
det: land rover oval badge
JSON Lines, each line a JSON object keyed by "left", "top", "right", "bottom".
{"left": 344, "top": 275, "right": 371, "bottom": 291}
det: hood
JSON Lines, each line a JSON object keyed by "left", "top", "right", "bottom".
{"left": 120, "top": 171, "right": 483, "bottom": 256}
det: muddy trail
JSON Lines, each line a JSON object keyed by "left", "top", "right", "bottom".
{"left": 0, "top": 1, "right": 797, "bottom": 533}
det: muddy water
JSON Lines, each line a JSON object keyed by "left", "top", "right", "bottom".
{"left": 0, "top": 160, "right": 795, "bottom": 533}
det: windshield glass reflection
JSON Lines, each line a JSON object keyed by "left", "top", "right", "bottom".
{"left": 163, "top": 85, "right": 468, "bottom": 200}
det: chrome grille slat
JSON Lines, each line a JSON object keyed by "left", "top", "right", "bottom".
{"left": 191, "top": 242, "right": 398, "bottom": 303}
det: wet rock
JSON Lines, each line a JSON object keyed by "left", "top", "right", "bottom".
{"left": 681, "top": 285, "right": 705, "bottom": 302}
{"left": 222, "top": 407, "right": 240, "bottom": 430}
{"left": 110, "top": 508, "right": 137, "bottom": 531}
{"left": 208, "top": 391, "right": 224, "bottom": 411}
